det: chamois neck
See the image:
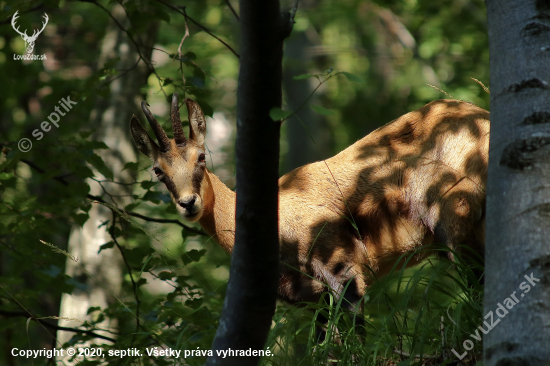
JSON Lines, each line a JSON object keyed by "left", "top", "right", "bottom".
{"left": 198, "top": 170, "right": 236, "bottom": 253}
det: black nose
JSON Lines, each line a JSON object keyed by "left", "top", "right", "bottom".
{"left": 178, "top": 196, "right": 196, "bottom": 210}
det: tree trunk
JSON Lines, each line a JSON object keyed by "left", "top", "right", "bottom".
{"left": 484, "top": 1, "right": 550, "bottom": 365}
{"left": 206, "top": 1, "right": 285, "bottom": 365}
{"left": 57, "top": 4, "right": 158, "bottom": 353}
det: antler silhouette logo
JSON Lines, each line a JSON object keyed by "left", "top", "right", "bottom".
{"left": 11, "top": 11, "right": 49, "bottom": 55}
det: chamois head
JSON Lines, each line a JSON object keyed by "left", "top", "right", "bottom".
{"left": 130, "top": 93, "right": 207, "bottom": 222}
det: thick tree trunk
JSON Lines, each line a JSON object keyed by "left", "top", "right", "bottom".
{"left": 484, "top": 1, "right": 550, "bottom": 365}
{"left": 57, "top": 4, "right": 158, "bottom": 353}
{"left": 206, "top": 1, "right": 284, "bottom": 365}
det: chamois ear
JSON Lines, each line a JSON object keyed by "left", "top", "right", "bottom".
{"left": 130, "top": 115, "right": 159, "bottom": 160}
{"left": 185, "top": 98, "right": 206, "bottom": 147}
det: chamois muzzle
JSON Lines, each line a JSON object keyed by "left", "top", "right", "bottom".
{"left": 178, "top": 196, "right": 197, "bottom": 210}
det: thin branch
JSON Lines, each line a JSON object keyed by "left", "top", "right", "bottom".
{"left": 17, "top": 158, "right": 207, "bottom": 235}
{"left": 110, "top": 214, "right": 141, "bottom": 337}
{"left": 99, "top": 56, "right": 144, "bottom": 89}
{"left": 154, "top": 0, "right": 240, "bottom": 58}
{"left": 91, "top": 178, "right": 143, "bottom": 186}
{"left": 0, "top": 309, "right": 116, "bottom": 343}
{"left": 21, "top": 158, "right": 69, "bottom": 187}
{"left": 174, "top": 9, "right": 191, "bottom": 86}
{"left": 225, "top": 0, "right": 240, "bottom": 21}
{"left": 123, "top": 210, "right": 207, "bottom": 235}
{"left": 282, "top": 73, "right": 334, "bottom": 122}
{"left": 175, "top": 14, "right": 191, "bottom": 61}
{"left": 0, "top": 4, "right": 45, "bottom": 26}
{"left": 82, "top": 0, "right": 168, "bottom": 97}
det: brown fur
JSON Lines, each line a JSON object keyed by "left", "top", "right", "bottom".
{"left": 131, "top": 97, "right": 489, "bottom": 312}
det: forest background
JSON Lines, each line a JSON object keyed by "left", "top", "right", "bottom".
{"left": 0, "top": 0, "right": 490, "bottom": 365}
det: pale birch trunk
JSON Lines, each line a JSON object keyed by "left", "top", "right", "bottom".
{"left": 484, "top": 1, "right": 550, "bottom": 365}
{"left": 57, "top": 4, "right": 158, "bottom": 354}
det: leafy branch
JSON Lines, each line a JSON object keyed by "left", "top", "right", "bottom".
{"left": 154, "top": 0, "right": 240, "bottom": 58}
{"left": 17, "top": 158, "right": 206, "bottom": 235}
{"left": 0, "top": 309, "right": 117, "bottom": 343}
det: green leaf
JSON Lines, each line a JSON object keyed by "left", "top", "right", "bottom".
{"left": 98, "top": 241, "right": 114, "bottom": 254}
{"left": 196, "top": 99, "right": 214, "bottom": 117}
{"left": 182, "top": 249, "right": 207, "bottom": 265}
{"left": 125, "top": 202, "right": 140, "bottom": 211}
{"left": 72, "top": 166, "right": 95, "bottom": 179}
{"left": 67, "top": 182, "right": 90, "bottom": 197}
{"left": 140, "top": 181, "right": 157, "bottom": 190}
{"left": 158, "top": 271, "right": 175, "bottom": 280}
{"left": 269, "top": 107, "right": 293, "bottom": 121}
{"left": 123, "top": 162, "right": 140, "bottom": 172}
{"left": 154, "top": 9, "right": 171, "bottom": 23}
{"left": 310, "top": 105, "right": 335, "bottom": 116}
{"left": 293, "top": 73, "right": 314, "bottom": 80}
{"left": 79, "top": 131, "right": 93, "bottom": 139}
{"left": 143, "top": 191, "right": 171, "bottom": 204}
{"left": 139, "top": 254, "right": 155, "bottom": 278}
{"left": 87, "top": 153, "right": 114, "bottom": 180}
{"left": 340, "top": 71, "right": 365, "bottom": 83}
{"left": 87, "top": 306, "right": 101, "bottom": 315}
{"left": 137, "top": 278, "right": 147, "bottom": 287}
{"left": 0, "top": 173, "right": 13, "bottom": 180}
{"left": 185, "top": 297, "right": 203, "bottom": 309}
{"left": 73, "top": 213, "right": 89, "bottom": 227}
{"left": 185, "top": 51, "right": 197, "bottom": 61}
{"left": 88, "top": 141, "right": 109, "bottom": 150}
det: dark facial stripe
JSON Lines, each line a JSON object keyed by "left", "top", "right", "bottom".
{"left": 192, "top": 163, "right": 205, "bottom": 194}
{"left": 162, "top": 175, "right": 178, "bottom": 198}
{"left": 162, "top": 152, "right": 173, "bottom": 165}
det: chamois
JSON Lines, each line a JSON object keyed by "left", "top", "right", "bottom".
{"left": 130, "top": 93, "right": 488, "bottom": 324}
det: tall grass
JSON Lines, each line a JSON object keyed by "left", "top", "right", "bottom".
{"left": 263, "top": 247, "right": 484, "bottom": 366}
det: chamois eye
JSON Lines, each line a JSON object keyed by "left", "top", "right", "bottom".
{"left": 198, "top": 153, "right": 206, "bottom": 163}
{"left": 153, "top": 167, "right": 163, "bottom": 177}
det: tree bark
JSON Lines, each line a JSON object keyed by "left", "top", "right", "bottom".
{"left": 57, "top": 4, "right": 158, "bottom": 354}
{"left": 484, "top": 1, "right": 550, "bottom": 365}
{"left": 206, "top": 1, "right": 285, "bottom": 365}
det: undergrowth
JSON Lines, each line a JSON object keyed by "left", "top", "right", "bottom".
{"left": 263, "top": 247, "right": 484, "bottom": 366}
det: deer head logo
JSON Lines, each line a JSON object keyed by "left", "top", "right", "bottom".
{"left": 11, "top": 11, "right": 49, "bottom": 55}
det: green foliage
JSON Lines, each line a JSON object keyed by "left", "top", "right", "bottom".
{"left": 0, "top": 0, "right": 488, "bottom": 364}
{"left": 263, "top": 249, "right": 484, "bottom": 365}
{"left": 270, "top": 107, "right": 293, "bottom": 121}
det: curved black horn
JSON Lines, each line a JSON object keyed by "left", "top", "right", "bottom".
{"left": 171, "top": 93, "right": 187, "bottom": 147}
{"left": 141, "top": 101, "right": 171, "bottom": 152}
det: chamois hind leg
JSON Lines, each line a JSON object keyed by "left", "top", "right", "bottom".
{"left": 432, "top": 179, "right": 485, "bottom": 285}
